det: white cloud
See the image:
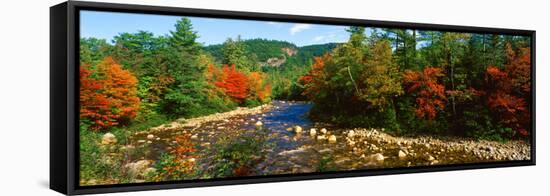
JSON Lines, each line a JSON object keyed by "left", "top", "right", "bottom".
{"left": 290, "top": 24, "right": 312, "bottom": 35}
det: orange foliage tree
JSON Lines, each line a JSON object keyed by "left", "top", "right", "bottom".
{"left": 247, "top": 72, "right": 272, "bottom": 103}
{"left": 79, "top": 57, "right": 140, "bottom": 129}
{"left": 213, "top": 64, "right": 249, "bottom": 103}
{"left": 299, "top": 54, "right": 330, "bottom": 100}
{"left": 485, "top": 44, "right": 531, "bottom": 136}
{"left": 403, "top": 67, "right": 447, "bottom": 120}
{"left": 80, "top": 65, "right": 113, "bottom": 129}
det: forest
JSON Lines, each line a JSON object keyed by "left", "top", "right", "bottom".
{"left": 79, "top": 17, "right": 532, "bottom": 185}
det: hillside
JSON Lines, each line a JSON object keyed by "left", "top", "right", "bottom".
{"left": 203, "top": 38, "right": 339, "bottom": 67}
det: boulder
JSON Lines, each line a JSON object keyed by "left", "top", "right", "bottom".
{"left": 144, "top": 167, "right": 156, "bottom": 176}
{"left": 190, "top": 134, "right": 199, "bottom": 140}
{"left": 124, "top": 160, "right": 152, "bottom": 177}
{"left": 146, "top": 134, "right": 154, "bottom": 140}
{"left": 320, "top": 128, "right": 328, "bottom": 134}
{"left": 316, "top": 135, "right": 326, "bottom": 140}
{"left": 101, "top": 133, "right": 117, "bottom": 145}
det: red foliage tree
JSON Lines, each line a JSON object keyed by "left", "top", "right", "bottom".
{"left": 403, "top": 67, "right": 447, "bottom": 120}
{"left": 485, "top": 44, "right": 531, "bottom": 136}
{"left": 299, "top": 54, "right": 330, "bottom": 99}
{"left": 214, "top": 64, "right": 249, "bottom": 103}
{"left": 79, "top": 57, "right": 140, "bottom": 130}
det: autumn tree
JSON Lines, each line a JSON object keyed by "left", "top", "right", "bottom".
{"left": 80, "top": 57, "right": 140, "bottom": 129}
{"left": 214, "top": 64, "right": 249, "bottom": 103}
{"left": 403, "top": 67, "right": 447, "bottom": 120}
{"left": 358, "top": 40, "right": 403, "bottom": 109}
{"left": 96, "top": 57, "right": 140, "bottom": 125}
{"left": 485, "top": 44, "right": 531, "bottom": 136}
{"left": 79, "top": 65, "right": 113, "bottom": 129}
{"left": 247, "top": 72, "right": 272, "bottom": 103}
{"left": 299, "top": 54, "right": 330, "bottom": 100}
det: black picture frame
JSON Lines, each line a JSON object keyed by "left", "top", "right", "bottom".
{"left": 50, "top": 1, "right": 536, "bottom": 195}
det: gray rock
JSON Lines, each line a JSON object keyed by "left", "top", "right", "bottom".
{"left": 124, "top": 160, "right": 152, "bottom": 177}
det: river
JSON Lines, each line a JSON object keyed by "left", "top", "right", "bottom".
{"left": 127, "top": 100, "right": 531, "bottom": 178}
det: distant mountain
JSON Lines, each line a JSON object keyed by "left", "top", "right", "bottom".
{"left": 287, "top": 43, "right": 339, "bottom": 67}
{"left": 203, "top": 38, "right": 296, "bottom": 62}
{"left": 203, "top": 38, "right": 339, "bottom": 67}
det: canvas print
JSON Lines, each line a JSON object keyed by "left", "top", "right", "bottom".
{"left": 78, "top": 10, "right": 532, "bottom": 186}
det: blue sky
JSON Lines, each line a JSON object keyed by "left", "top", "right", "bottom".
{"left": 80, "top": 11, "right": 353, "bottom": 47}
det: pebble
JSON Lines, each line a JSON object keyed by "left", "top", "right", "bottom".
{"left": 255, "top": 121, "right": 263, "bottom": 127}
{"left": 398, "top": 150, "right": 407, "bottom": 160}
{"left": 372, "top": 153, "right": 385, "bottom": 162}
{"left": 309, "top": 128, "right": 317, "bottom": 136}
{"left": 294, "top": 126, "right": 303, "bottom": 133}
{"left": 320, "top": 128, "right": 327, "bottom": 134}
{"left": 328, "top": 135, "right": 337, "bottom": 143}
{"left": 191, "top": 134, "right": 198, "bottom": 140}
{"left": 427, "top": 155, "right": 435, "bottom": 161}
{"left": 317, "top": 135, "right": 326, "bottom": 140}
{"left": 147, "top": 134, "right": 155, "bottom": 140}
{"left": 347, "top": 130, "right": 355, "bottom": 138}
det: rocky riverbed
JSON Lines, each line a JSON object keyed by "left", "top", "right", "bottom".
{"left": 93, "top": 100, "right": 531, "bottom": 184}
